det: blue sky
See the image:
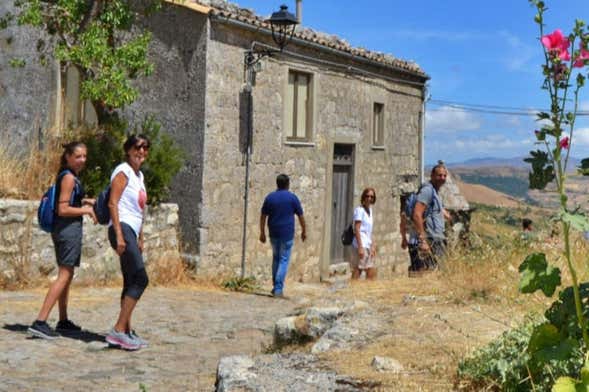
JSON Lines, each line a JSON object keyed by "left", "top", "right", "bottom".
{"left": 233, "top": 0, "right": 589, "bottom": 164}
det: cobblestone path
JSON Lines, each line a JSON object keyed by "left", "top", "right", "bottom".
{"left": 0, "top": 286, "right": 300, "bottom": 391}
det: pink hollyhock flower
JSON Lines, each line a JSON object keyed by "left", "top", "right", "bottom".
{"left": 542, "top": 29, "right": 571, "bottom": 60}
{"left": 560, "top": 136, "right": 570, "bottom": 149}
{"left": 574, "top": 48, "right": 589, "bottom": 68}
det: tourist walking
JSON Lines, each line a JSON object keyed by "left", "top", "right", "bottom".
{"left": 351, "top": 188, "right": 377, "bottom": 280}
{"left": 259, "top": 174, "right": 306, "bottom": 297}
{"left": 105, "top": 135, "right": 150, "bottom": 351}
{"left": 411, "top": 161, "right": 450, "bottom": 272}
{"left": 28, "top": 142, "right": 97, "bottom": 339}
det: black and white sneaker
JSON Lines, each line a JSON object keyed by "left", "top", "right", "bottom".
{"left": 56, "top": 319, "right": 82, "bottom": 332}
{"left": 28, "top": 320, "right": 59, "bottom": 340}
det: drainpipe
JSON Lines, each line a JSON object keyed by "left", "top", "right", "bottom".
{"left": 420, "top": 85, "right": 429, "bottom": 184}
{"left": 296, "top": 0, "right": 302, "bottom": 24}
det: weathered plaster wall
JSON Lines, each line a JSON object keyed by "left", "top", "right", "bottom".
{"left": 124, "top": 4, "right": 209, "bottom": 263}
{"left": 0, "top": 2, "right": 56, "bottom": 148}
{"left": 199, "top": 22, "right": 423, "bottom": 281}
{"left": 0, "top": 200, "right": 180, "bottom": 283}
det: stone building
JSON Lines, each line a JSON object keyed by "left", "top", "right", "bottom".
{"left": 0, "top": 0, "right": 429, "bottom": 280}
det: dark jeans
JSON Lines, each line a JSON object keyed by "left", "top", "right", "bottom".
{"left": 409, "top": 238, "right": 446, "bottom": 272}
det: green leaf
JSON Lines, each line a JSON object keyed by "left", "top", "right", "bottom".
{"left": 528, "top": 323, "right": 577, "bottom": 364}
{"left": 561, "top": 210, "right": 589, "bottom": 232}
{"left": 552, "top": 376, "right": 589, "bottom": 392}
{"left": 546, "top": 283, "right": 589, "bottom": 339}
{"left": 519, "top": 253, "right": 561, "bottom": 296}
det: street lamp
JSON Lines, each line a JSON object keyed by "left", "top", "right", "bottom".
{"left": 240, "top": 5, "right": 299, "bottom": 278}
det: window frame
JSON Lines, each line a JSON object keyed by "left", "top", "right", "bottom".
{"left": 284, "top": 69, "right": 314, "bottom": 143}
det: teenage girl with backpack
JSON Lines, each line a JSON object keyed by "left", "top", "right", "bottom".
{"left": 28, "top": 141, "right": 97, "bottom": 339}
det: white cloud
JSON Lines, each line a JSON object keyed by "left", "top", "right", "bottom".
{"left": 571, "top": 128, "right": 589, "bottom": 146}
{"left": 498, "top": 31, "right": 536, "bottom": 72}
{"left": 426, "top": 106, "right": 482, "bottom": 133}
{"left": 579, "top": 101, "right": 589, "bottom": 112}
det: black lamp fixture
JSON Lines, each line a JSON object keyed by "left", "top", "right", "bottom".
{"left": 266, "top": 4, "right": 298, "bottom": 51}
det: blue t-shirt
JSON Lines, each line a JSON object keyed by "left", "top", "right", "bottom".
{"left": 261, "top": 190, "right": 304, "bottom": 241}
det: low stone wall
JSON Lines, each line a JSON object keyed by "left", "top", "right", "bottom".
{"left": 0, "top": 199, "right": 180, "bottom": 283}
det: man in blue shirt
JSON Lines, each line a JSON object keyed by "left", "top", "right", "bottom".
{"left": 259, "top": 174, "right": 306, "bottom": 297}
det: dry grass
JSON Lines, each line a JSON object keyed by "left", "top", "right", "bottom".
{"left": 311, "top": 205, "right": 589, "bottom": 390}
{"left": 0, "top": 134, "right": 64, "bottom": 199}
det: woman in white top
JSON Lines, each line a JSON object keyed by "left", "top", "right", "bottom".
{"left": 351, "top": 188, "right": 377, "bottom": 280}
{"left": 105, "top": 134, "right": 150, "bottom": 351}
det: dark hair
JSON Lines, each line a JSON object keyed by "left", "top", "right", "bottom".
{"left": 522, "top": 218, "right": 533, "bottom": 230}
{"left": 276, "top": 174, "right": 290, "bottom": 190}
{"left": 361, "top": 187, "right": 376, "bottom": 204}
{"left": 431, "top": 160, "right": 447, "bottom": 176}
{"left": 123, "top": 134, "right": 151, "bottom": 156}
{"left": 58, "top": 141, "right": 86, "bottom": 177}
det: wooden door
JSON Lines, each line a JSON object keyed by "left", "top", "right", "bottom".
{"left": 330, "top": 144, "right": 354, "bottom": 264}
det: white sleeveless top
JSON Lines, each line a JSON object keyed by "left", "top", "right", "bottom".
{"left": 110, "top": 162, "right": 147, "bottom": 236}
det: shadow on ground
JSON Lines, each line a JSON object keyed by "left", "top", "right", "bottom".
{"left": 3, "top": 323, "right": 105, "bottom": 343}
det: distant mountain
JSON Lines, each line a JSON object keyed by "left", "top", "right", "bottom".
{"left": 446, "top": 157, "right": 530, "bottom": 168}
{"left": 444, "top": 156, "right": 581, "bottom": 172}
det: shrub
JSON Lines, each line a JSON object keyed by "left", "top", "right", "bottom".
{"left": 79, "top": 116, "right": 184, "bottom": 205}
{"left": 457, "top": 315, "right": 584, "bottom": 391}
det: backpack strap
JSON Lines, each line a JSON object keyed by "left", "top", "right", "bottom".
{"left": 55, "top": 170, "right": 80, "bottom": 209}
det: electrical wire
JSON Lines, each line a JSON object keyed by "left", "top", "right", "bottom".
{"left": 428, "top": 99, "right": 589, "bottom": 116}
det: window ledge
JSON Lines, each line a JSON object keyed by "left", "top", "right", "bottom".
{"left": 284, "top": 140, "right": 316, "bottom": 147}
{"left": 371, "top": 145, "right": 386, "bottom": 150}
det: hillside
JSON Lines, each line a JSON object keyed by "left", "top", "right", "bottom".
{"left": 448, "top": 160, "right": 589, "bottom": 210}
{"left": 453, "top": 177, "right": 520, "bottom": 208}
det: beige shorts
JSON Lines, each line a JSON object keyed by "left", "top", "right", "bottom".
{"left": 350, "top": 247, "right": 375, "bottom": 270}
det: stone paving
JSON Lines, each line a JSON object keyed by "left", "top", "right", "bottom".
{"left": 0, "top": 285, "right": 303, "bottom": 391}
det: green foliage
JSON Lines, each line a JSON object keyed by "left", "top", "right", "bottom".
{"left": 525, "top": 150, "right": 556, "bottom": 190}
{"left": 546, "top": 284, "right": 589, "bottom": 340}
{"left": 222, "top": 276, "right": 260, "bottom": 292}
{"left": 6, "top": 0, "right": 161, "bottom": 113}
{"left": 553, "top": 361, "right": 589, "bottom": 392}
{"left": 8, "top": 58, "right": 25, "bottom": 68}
{"left": 519, "top": 253, "right": 561, "bottom": 297}
{"left": 528, "top": 323, "right": 578, "bottom": 368}
{"left": 135, "top": 116, "right": 185, "bottom": 205}
{"left": 560, "top": 210, "right": 589, "bottom": 233}
{"left": 79, "top": 116, "right": 185, "bottom": 205}
{"left": 458, "top": 316, "right": 584, "bottom": 391}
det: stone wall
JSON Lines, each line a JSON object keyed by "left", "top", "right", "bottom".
{"left": 198, "top": 21, "right": 423, "bottom": 281}
{"left": 124, "top": 4, "right": 209, "bottom": 261}
{"left": 0, "top": 2, "right": 56, "bottom": 148}
{"left": 0, "top": 199, "right": 180, "bottom": 283}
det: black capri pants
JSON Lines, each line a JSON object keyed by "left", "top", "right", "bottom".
{"left": 108, "top": 222, "right": 149, "bottom": 300}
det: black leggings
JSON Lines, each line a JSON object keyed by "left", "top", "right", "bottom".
{"left": 108, "top": 223, "right": 149, "bottom": 300}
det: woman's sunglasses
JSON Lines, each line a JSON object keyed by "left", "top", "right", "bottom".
{"left": 134, "top": 143, "right": 150, "bottom": 151}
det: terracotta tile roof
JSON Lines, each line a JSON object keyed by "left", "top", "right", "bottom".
{"left": 173, "top": 0, "right": 427, "bottom": 78}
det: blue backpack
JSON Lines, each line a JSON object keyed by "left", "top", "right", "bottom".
{"left": 93, "top": 185, "right": 111, "bottom": 225}
{"left": 404, "top": 183, "right": 440, "bottom": 225}
{"left": 37, "top": 170, "right": 74, "bottom": 233}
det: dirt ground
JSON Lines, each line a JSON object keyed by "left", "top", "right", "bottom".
{"left": 0, "top": 274, "right": 520, "bottom": 391}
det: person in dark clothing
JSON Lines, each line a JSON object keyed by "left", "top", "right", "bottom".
{"left": 28, "top": 142, "right": 97, "bottom": 339}
{"left": 259, "top": 174, "right": 306, "bottom": 297}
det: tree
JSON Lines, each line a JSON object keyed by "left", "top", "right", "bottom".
{"left": 2, "top": 0, "right": 162, "bottom": 123}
